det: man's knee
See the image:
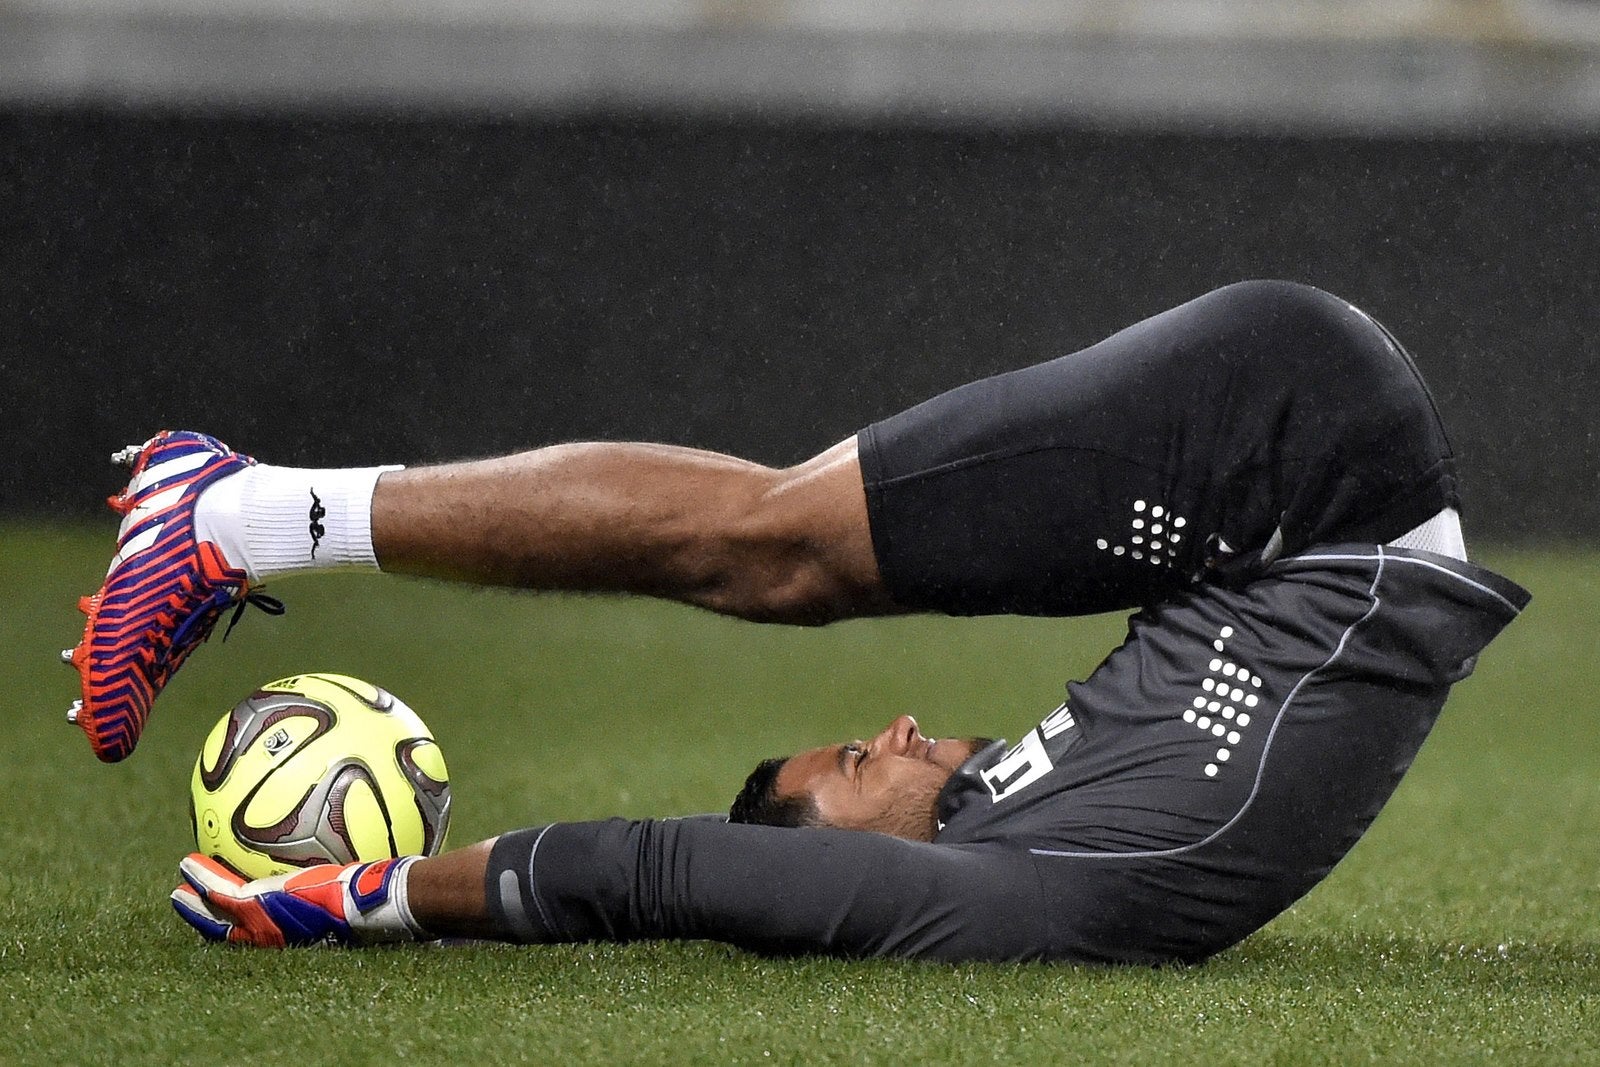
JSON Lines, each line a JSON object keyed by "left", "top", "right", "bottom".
{"left": 1208, "top": 278, "right": 1351, "bottom": 322}
{"left": 1208, "top": 279, "right": 1404, "bottom": 377}
{"left": 703, "top": 442, "right": 890, "bottom": 625}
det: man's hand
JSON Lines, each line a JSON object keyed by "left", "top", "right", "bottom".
{"left": 172, "top": 853, "right": 419, "bottom": 947}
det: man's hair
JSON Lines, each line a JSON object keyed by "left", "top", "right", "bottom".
{"left": 727, "top": 757, "right": 820, "bottom": 827}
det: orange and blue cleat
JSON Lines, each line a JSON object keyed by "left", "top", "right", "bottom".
{"left": 62, "top": 431, "right": 282, "bottom": 762}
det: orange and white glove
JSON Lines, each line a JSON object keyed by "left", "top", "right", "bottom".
{"left": 171, "top": 853, "right": 425, "bottom": 947}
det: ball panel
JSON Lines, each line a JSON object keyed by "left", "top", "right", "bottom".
{"left": 197, "top": 695, "right": 336, "bottom": 793}
{"left": 396, "top": 737, "right": 451, "bottom": 856}
{"left": 232, "top": 772, "right": 331, "bottom": 870}
{"left": 325, "top": 765, "right": 397, "bottom": 862}
{"left": 261, "top": 673, "right": 381, "bottom": 707}
{"left": 234, "top": 714, "right": 342, "bottom": 826}
{"left": 196, "top": 712, "right": 234, "bottom": 779}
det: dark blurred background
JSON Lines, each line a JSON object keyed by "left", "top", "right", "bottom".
{"left": 3, "top": 2, "right": 1597, "bottom": 540}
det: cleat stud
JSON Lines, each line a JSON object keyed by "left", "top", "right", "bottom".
{"left": 60, "top": 648, "right": 74, "bottom": 664}
{"left": 111, "top": 444, "right": 144, "bottom": 468}
{"left": 67, "top": 701, "right": 81, "bottom": 724}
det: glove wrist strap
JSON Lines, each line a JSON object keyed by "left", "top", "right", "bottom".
{"left": 346, "top": 855, "right": 428, "bottom": 944}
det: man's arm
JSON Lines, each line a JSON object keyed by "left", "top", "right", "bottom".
{"left": 474, "top": 818, "right": 1050, "bottom": 961}
{"left": 175, "top": 819, "right": 1052, "bottom": 962}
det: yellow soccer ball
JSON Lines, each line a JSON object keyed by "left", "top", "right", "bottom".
{"left": 190, "top": 674, "right": 450, "bottom": 879}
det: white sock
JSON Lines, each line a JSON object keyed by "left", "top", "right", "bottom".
{"left": 194, "top": 463, "right": 402, "bottom": 583}
{"left": 1387, "top": 507, "right": 1467, "bottom": 561}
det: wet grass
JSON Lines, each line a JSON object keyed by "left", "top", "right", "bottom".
{"left": 2, "top": 523, "right": 1594, "bottom": 1065}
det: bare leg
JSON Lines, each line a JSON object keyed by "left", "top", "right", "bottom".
{"left": 371, "top": 437, "right": 897, "bottom": 625}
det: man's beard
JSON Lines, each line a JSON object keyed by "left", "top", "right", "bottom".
{"left": 862, "top": 736, "right": 995, "bottom": 843}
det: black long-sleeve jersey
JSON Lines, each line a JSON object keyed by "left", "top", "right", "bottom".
{"left": 487, "top": 281, "right": 1529, "bottom": 964}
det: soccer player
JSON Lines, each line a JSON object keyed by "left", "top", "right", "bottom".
{"left": 70, "top": 280, "right": 1528, "bottom": 963}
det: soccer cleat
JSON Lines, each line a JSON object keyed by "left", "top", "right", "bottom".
{"left": 63, "top": 431, "right": 283, "bottom": 763}
{"left": 172, "top": 853, "right": 421, "bottom": 947}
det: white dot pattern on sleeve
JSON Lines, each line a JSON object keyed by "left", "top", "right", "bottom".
{"left": 1177, "top": 624, "right": 1270, "bottom": 781}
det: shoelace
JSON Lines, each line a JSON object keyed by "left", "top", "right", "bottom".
{"left": 140, "top": 587, "right": 287, "bottom": 673}
{"left": 223, "top": 591, "right": 286, "bottom": 641}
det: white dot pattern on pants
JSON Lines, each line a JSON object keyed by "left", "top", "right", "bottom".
{"left": 1095, "top": 498, "right": 1190, "bottom": 569}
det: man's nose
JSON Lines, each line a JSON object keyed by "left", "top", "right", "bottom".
{"left": 872, "top": 714, "right": 921, "bottom": 756}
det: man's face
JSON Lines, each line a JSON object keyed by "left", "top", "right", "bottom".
{"left": 773, "top": 715, "right": 986, "bottom": 842}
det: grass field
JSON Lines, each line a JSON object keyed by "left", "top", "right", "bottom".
{"left": 2, "top": 522, "right": 1597, "bottom": 1065}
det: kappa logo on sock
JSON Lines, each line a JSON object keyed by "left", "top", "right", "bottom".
{"left": 308, "top": 489, "right": 327, "bottom": 558}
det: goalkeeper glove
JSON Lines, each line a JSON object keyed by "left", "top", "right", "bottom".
{"left": 171, "top": 852, "right": 426, "bottom": 947}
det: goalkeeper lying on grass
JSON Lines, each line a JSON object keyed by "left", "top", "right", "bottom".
{"left": 68, "top": 281, "right": 1526, "bottom": 963}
